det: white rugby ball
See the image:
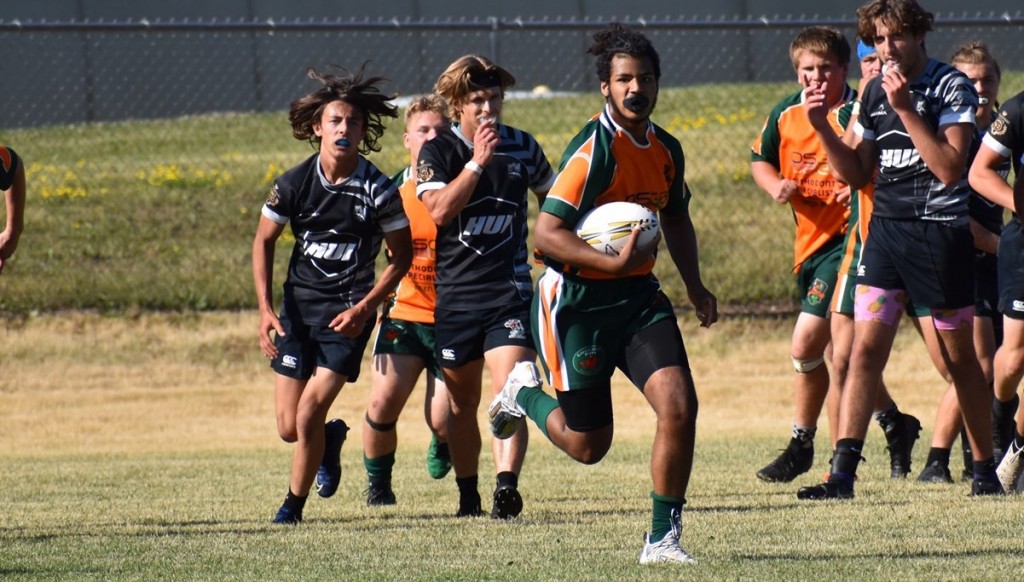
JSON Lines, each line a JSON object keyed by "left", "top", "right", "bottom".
{"left": 575, "top": 201, "right": 660, "bottom": 256}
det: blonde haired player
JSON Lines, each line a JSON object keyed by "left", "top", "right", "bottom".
{"left": 362, "top": 95, "right": 453, "bottom": 505}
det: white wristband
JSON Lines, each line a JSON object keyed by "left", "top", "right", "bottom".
{"left": 465, "top": 160, "right": 483, "bottom": 175}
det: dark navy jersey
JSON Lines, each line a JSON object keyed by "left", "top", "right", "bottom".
{"left": 263, "top": 153, "right": 409, "bottom": 325}
{"left": 983, "top": 91, "right": 1024, "bottom": 181}
{"left": 969, "top": 111, "right": 1011, "bottom": 235}
{"left": 0, "top": 145, "right": 21, "bottom": 190}
{"left": 416, "top": 123, "right": 555, "bottom": 310}
{"left": 855, "top": 58, "right": 978, "bottom": 224}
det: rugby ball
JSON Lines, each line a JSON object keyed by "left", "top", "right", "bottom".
{"left": 575, "top": 202, "right": 660, "bottom": 256}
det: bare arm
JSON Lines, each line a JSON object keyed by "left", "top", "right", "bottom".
{"left": 751, "top": 160, "right": 799, "bottom": 204}
{"left": 329, "top": 226, "right": 413, "bottom": 337}
{"left": 883, "top": 68, "right": 971, "bottom": 186}
{"left": 252, "top": 215, "right": 286, "bottom": 358}
{"left": 969, "top": 219, "right": 999, "bottom": 255}
{"left": 805, "top": 80, "right": 877, "bottom": 190}
{"left": 968, "top": 144, "right": 1014, "bottom": 211}
{"left": 660, "top": 203, "right": 718, "bottom": 328}
{"left": 533, "top": 211, "right": 656, "bottom": 277}
{"left": 0, "top": 161, "right": 26, "bottom": 275}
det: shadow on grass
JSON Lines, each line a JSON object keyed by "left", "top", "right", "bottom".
{"left": 738, "top": 546, "right": 1012, "bottom": 563}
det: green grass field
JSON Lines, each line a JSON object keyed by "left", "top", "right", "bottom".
{"left": 2, "top": 312, "right": 1023, "bottom": 580}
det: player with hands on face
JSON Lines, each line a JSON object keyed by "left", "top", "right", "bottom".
{"left": 797, "top": 0, "right": 1002, "bottom": 500}
{"left": 751, "top": 27, "right": 857, "bottom": 484}
{"left": 416, "top": 55, "right": 555, "bottom": 520}
{"left": 253, "top": 65, "right": 412, "bottom": 524}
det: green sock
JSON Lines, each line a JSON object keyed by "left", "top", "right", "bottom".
{"left": 363, "top": 452, "right": 395, "bottom": 486}
{"left": 516, "top": 385, "right": 559, "bottom": 440}
{"left": 649, "top": 492, "right": 684, "bottom": 543}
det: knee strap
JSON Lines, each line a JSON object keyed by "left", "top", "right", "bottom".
{"left": 792, "top": 355, "right": 825, "bottom": 374}
{"left": 365, "top": 412, "right": 397, "bottom": 432}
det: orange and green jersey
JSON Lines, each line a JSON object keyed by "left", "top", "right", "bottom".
{"left": 383, "top": 167, "right": 436, "bottom": 324}
{"left": 752, "top": 86, "right": 855, "bottom": 271}
{"left": 540, "top": 105, "right": 689, "bottom": 280}
{"left": 837, "top": 181, "right": 876, "bottom": 279}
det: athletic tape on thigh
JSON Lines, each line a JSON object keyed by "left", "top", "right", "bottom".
{"left": 931, "top": 306, "right": 974, "bottom": 331}
{"left": 365, "top": 412, "right": 397, "bottom": 432}
{"left": 792, "top": 355, "right": 825, "bottom": 374}
{"left": 853, "top": 285, "right": 906, "bottom": 327}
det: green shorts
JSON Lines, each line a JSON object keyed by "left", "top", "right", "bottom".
{"left": 532, "top": 270, "right": 676, "bottom": 391}
{"left": 372, "top": 318, "right": 442, "bottom": 379}
{"left": 797, "top": 237, "right": 843, "bottom": 318}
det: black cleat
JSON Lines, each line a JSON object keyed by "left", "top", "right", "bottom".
{"left": 970, "top": 477, "right": 1005, "bottom": 496}
{"left": 916, "top": 461, "right": 954, "bottom": 484}
{"left": 490, "top": 485, "right": 523, "bottom": 520}
{"left": 456, "top": 492, "right": 484, "bottom": 518}
{"left": 883, "top": 413, "right": 921, "bottom": 478}
{"left": 797, "top": 480, "right": 854, "bottom": 500}
{"left": 365, "top": 483, "right": 396, "bottom": 506}
{"left": 757, "top": 441, "right": 814, "bottom": 483}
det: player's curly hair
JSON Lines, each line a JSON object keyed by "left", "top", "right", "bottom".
{"left": 288, "top": 64, "right": 398, "bottom": 154}
{"left": 434, "top": 55, "right": 515, "bottom": 118}
{"left": 587, "top": 23, "right": 661, "bottom": 83}
{"left": 950, "top": 41, "right": 1001, "bottom": 82}
{"left": 856, "top": 0, "right": 933, "bottom": 43}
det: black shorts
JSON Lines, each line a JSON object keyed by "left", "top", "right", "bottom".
{"left": 975, "top": 250, "right": 998, "bottom": 318}
{"left": 556, "top": 317, "right": 692, "bottom": 432}
{"left": 998, "top": 218, "right": 1024, "bottom": 320}
{"left": 858, "top": 217, "right": 974, "bottom": 310}
{"left": 435, "top": 301, "right": 535, "bottom": 368}
{"left": 271, "top": 300, "right": 374, "bottom": 381}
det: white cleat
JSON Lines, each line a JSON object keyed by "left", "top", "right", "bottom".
{"left": 487, "top": 361, "right": 541, "bottom": 439}
{"left": 996, "top": 443, "right": 1024, "bottom": 493}
{"left": 638, "top": 509, "right": 697, "bottom": 565}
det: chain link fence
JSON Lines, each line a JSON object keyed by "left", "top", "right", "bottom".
{"left": 0, "top": 15, "right": 1022, "bottom": 312}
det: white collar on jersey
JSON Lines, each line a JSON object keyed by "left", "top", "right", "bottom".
{"left": 316, "top": 154, "right": 366, "bottom": 189}
{"left": 600, "top": 103, "right": 653, "bottom": 148}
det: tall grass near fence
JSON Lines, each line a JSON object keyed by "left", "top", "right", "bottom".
{"left": 3, "top": 74, "right": 1022, "bottom": 312}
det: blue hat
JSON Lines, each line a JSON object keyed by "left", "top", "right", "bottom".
{"left": 857, "top": 39, "right": 876, "bottom": 61}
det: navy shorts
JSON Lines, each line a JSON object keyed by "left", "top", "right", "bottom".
{"left": 999, "top": 218, "right": 1024, "bottom": 320}
{"left": 435, "top": 301, "right": 535, "bottom": 368}
{"left": 271, "top": 302, "right": 374, "bottom": 381}
{"left": 858, "top": 217, "right": 975, "bottom": 310}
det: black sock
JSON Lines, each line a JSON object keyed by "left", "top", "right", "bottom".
{"left": 283, "top": 489, "right": 307, "bottom": 512}
{"left": 925, "top": 447, "right": 951, "bottom": 466}
{"left": 830, "top": 438, "right": 865, "bottom": 482}
{"left": 456, "top": 475, "right": 479, "bottom": 497}
{"left": 960, "top": 428, "right": 973, "bottom": 473}
{"left": 496, "top": 471, "right": 518, "bottom": 490}
{"left": 973, "top": 457, "right": 998, "bottom": 482}
{"left": 994, "top": 394, "right": 1020, "bottom": 422}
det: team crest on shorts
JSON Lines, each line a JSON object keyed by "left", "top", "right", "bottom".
{"left": 572, "top": 346, "right": 605, "bottom": 376}
{"left": 807, "top": 279, "right": 828, "bottom": 305}
{"left": 381, "top": 321, "right": 404, "bottom": 343}
{"left": 504, "top": 318, "right": 526, "bottom": 340}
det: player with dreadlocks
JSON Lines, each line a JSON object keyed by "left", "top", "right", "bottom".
{"left": 253, "top": 64, "right": 412, "bottom": 524}
{"left": 488, "top": 23, "right": 718, "bottom": 564}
